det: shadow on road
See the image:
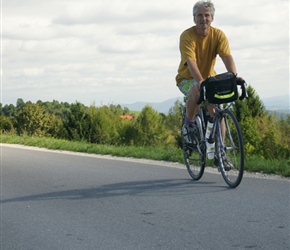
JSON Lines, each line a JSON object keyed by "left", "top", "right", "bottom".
{"left": 1, "top": 178, "right": 231, "bottom": 204}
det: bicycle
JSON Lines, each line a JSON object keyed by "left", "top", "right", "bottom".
{"left": 181, "top": 72, "right": 248, "bottom": 188}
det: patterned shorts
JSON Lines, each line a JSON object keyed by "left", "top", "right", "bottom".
{"left": 178, "top": 79, "right": 198, "bottom": 97}
{"left": 178, "top": 79, "right": 209, "bottom": 107}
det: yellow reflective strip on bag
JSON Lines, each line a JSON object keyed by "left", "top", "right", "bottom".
{"left": 214, "top": 91, "right": 235, "bottom": 99}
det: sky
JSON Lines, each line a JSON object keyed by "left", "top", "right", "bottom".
{"left": 1, "top": 0, "right": 289, "bottom": 107}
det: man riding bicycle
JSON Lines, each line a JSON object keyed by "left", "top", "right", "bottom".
{"left": 176, "top": 0, "right": 244, "bottom": 169}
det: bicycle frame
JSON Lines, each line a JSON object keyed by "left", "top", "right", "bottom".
{"left": 197, "top": 104, "right": 222, "bottom": 147}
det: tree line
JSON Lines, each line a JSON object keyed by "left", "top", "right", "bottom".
{"left": 1, "top": 86, "right": 289, "bottom": 160}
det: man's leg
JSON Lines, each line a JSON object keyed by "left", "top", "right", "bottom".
{"left": 178, "top": 80, "right": 200, "bottom": 144}
{"left": 186, "top": 85, "right": 200, "bottom": 121}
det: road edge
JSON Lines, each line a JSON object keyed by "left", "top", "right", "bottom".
{"left": 2, "top": 143, "right": 289, "bottom": 182}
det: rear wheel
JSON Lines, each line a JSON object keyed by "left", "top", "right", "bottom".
{"left": 182, "top": 116, "right": 206, "bottom": 180}
{"left": 215, "top": 109, "right": 244, "bottom": 188}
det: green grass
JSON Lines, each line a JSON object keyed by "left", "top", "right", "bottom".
{"left": 1, "top": 134, "right": 184, "bottom": 163}
{"left": 1, "top": 134, "right": 289, "bottom": 178}
{"left": 244, "top": 156, "right": 290, "bottom": 177}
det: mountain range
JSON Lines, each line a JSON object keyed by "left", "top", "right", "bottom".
{"left": 121, "top": 95, "right": 290, "bottom": 115}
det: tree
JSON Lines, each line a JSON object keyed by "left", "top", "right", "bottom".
{"left": 277, "top": 115, "right": 290, "bottom": 150}
{"left": 233, "top": 85, "right": 266, "bottom": 122}
{"left": 88, "top": 105, "right": 119, "bottom": 144}
{"left": 0, "top": 115, "right": 14, "bottom": 132}
{"left": 15, "top": 103, "right": 46, "bottom": 136}
{"left": 117, "top": 118, "right": 136, "bottom": 146}
{"left": 16, "top": 98, "right": 25, "bottom": 112}
{"left": 123, "top": 107, "right": 130, "bottom": 115}
{"left": 43, "top": 113, "right": 66, "bottom": 139}
{"left": 166, "top": 100, "right": 183, "bottom": 148}
{"left": 109, "top": 104, "right": 124, "bottom": 116}
{"left": 134, "top": 105, "right": 172, "bottom": 147}
{"left": 232, "top": 85, "right": 290, "bottom": 159}
{"left": 2, "top": 104, "right": 16, "bottom": 117}
{"left": 232, "top": 86, "right": 269, "bottom": 157}
{"left": 63, "top": 102, "right": 90, "bottom": 141}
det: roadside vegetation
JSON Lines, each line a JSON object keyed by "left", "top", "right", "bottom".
{"left": 1, "top": 86, "right": 290, "bottom": 177}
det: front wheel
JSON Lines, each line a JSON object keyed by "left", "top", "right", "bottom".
{"left": 182, "top": 116, "right": 206, "bottom": 180}
{"left": 215, "top": 109, "right": 244, "bottom": 188}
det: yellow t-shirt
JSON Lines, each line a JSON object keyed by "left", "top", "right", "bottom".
{"left": 176, "top": 26, "right": 231, "bottom": 85}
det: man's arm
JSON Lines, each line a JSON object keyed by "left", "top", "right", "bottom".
{"left": 222, "top": 55, "right": 237, "bottom": 75}
{"left": 187, "top": 59, "right": 204, "bottom": 88}
{"left": 222, "top": 55, "right": 245, "bottom": 81}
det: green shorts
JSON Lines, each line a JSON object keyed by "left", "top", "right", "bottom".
{"left": 178, "top": 79, "right": 209, "bottom": 106}
{"left": 178, "top": 79, "right": 198, "bottom": 97}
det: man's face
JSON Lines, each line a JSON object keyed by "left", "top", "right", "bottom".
{"left": 194, "top": 6, "right": 213, "bottom": 29}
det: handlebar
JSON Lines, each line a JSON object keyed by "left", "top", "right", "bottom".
{"left": 237, "top": 80, "right": 248, "bottom": 101}
{"left": 197, "top": 79, "right": 248, "bottom": 105}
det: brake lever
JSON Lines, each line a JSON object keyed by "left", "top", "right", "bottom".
{"left": 239, "top": 81, "right": 248, "bottom": 100}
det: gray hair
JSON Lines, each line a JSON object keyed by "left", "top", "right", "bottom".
{"left": 193, "top": 1, "right": 215, "bottom": 17}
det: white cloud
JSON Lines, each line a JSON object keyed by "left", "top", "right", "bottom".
{"left": 1, "top": 0, "right": 289, "bottom": 107}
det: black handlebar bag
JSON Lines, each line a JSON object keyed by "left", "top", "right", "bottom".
{"left": 203, "top": 72, "right": 238, "bottom": 104}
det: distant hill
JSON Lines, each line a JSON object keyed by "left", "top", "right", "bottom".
{"left": 261, "top": 95, "right": 289, "bottom": 113}
{"left": 121, "top": 97, "right": 183, "bottom": 114}
{"left": 121, "top": 95, "right": 290, "bottom": 115}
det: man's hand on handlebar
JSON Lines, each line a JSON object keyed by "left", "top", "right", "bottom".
{"left": 197, "top": 80, "right": 204, "bottom": 91}
{"left": 236, "top": 76, "right": 245, "bottom": 84}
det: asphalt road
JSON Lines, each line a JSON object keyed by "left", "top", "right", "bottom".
{"left": 1, "top": 144, "right": 289, "bottom": 250}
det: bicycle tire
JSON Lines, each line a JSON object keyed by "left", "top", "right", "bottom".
{"left": 182, "top": 116, "right": 206, "bottom": 180}
{"left": 215, "top": 109, "right": 244, "bottom": 188}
